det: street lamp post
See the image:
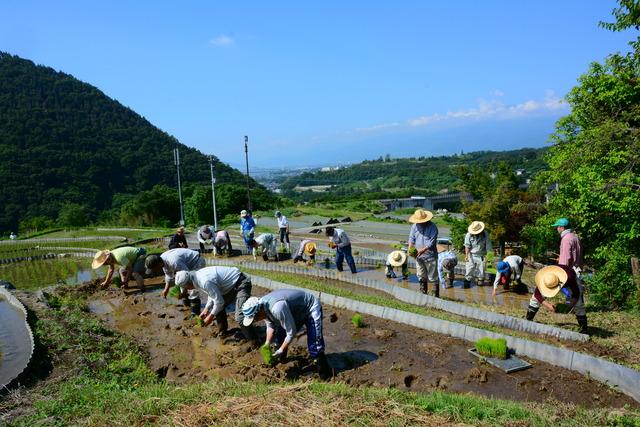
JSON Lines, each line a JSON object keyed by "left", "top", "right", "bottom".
{"left": 210, "top": 155, "right": 218, "bottom": 231}
{"left": 173, "top": 148, "right": 185, "bottom": 226}
{"left": 244, "top": 135, "right": 252, "bottom": 210}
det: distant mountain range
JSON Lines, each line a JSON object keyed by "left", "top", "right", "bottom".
{"left": 0, "top": 52, "right": 259, "bottom": 231}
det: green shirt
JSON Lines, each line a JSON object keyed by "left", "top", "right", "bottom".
{"left": 111, "top": 247, "right": 140, "bottom": 268}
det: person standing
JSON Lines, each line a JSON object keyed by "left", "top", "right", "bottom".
{"left": 197, "top": 225, "right": 214, "bottom": 253}
{"left": 385, "top": 250, "right": 409, "bottom": 280}
{"left": 437, "top": 250, "right": 458, "bottom": 289}
{"left": 293, "top": 239, "right": 316, "bottom": 265}
{"left": 241, "top": 289, "right": 331, "bottom": 379}
{"left": 525, "top": 265, "right": 588, "bottom": 334}
{"left": 407, "top": 209, "right": 439, "bottom": 295}
{"left": 240, "top": 210, "right": 256, "bottom": 254}
{"left": 464, "top": 221, "right": 492, "bottom": 288}
{"left": 92, "top": 246, "right": 147, "bottom": 290}
{"left": 168, "top": 226, "right": 188, "bottom": 249}
{"left": 492, "top": 255, "right": 524, "bottom": 298}
{"left": 275, "top": 211, "right": 290, "bottom": 251}
{"left": 213, "top": 229, "right": 233, "bottom": 256}
{"left": 144, "top": 248, "right": 205, "bottom": 299}
{"left": 175, "top": 267, "right": 257, "bottom": 343}
{"left": 552, "top": 218, "right": 583, "bottom": 270}
{"left": 325, "top": 227, "right": 357, "bottom": 274}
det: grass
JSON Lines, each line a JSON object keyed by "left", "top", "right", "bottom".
{"left": 41, "top": 227, "right": 172, "bottom": 241}
{"left": 4, "top": 284, "right": 640, "bottom": 426}
{"left": 475, "top": 337, "right": 508, "bottom": 359}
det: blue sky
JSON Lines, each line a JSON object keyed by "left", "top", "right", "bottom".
{"left": 0, "top": 1, "right": 635, "bottom": 168}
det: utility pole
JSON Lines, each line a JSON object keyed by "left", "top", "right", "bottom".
{"left": 244, "top": 135, "right": 252, "bottom": 210}
{"left": 210, "top": 155, "right": 218, "bottom": 231}
{"left": 173, "top": 148, "right": 185, "bottom": 226}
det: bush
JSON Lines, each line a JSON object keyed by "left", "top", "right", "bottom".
{"left": 586, "top": 249, "right": 637, "bottom": 310}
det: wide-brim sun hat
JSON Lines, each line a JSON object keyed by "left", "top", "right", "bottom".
{"left": 535, "top": 265, "right": 568, "bottom": 298}
{"left": 467, "top": 221, "right": 485, "bottom": 235}
{"left": 303, "top": 241, "right": 317, "bottom": 256}
{"left": 408, "top": 209, "right": 433, "bottom": 224}
{"left": 387, "top": 250, "right": 407, "bottom": 267}
{"left": 92, "top": 250, "right": 111, "bottom": 269}
{"left": 241, "top": 297, "right": 262, "bottom": 326}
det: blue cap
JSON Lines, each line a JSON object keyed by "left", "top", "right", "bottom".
{"left": 497, "top": 261, "right": 510, "bottom": 274}
{"left": 551, "top": 218, "right": 569, "bottom": 227}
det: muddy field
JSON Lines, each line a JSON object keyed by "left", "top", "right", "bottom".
{"left": 88, "top": 280, "right": 637, "bottom": 409}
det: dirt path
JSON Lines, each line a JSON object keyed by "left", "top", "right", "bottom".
{"left": 88, "top": 282, "right": 637, "bottom": 409}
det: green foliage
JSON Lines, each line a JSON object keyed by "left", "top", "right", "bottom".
{"left": 118, "top": 185, "right": 179, "bottom": 227}
{"left": 532, "top": 17, "right": 640, "bottom": 308}
{"left": 351, "top": 313, "right": 365, "bottom": 328}
{"left": 57, "top": 203, "right": 92, "bottom": 227}
{"left": 475, "top": 337, "right": 508, "bottom": 359}
{"left": 442, "top": 214, "right": 469, "bottom": 252}
{"left": 260, "top": 343, "right": 275, "bottom": 365}
{"left": 455, "top": 162, "right": 539, "bottom": 254}
{"left": 279, "top": 149, "right": 547, "bottom": 203}
{"left": 0, "top": 52, "right": 267, "bottom": 231}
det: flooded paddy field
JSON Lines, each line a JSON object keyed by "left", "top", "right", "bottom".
{"left": 88, "top": 281, "right": 637, "bottom": 409}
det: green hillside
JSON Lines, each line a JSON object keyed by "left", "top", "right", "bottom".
{"left": 0, "top": 52, "right": 267, "bottom": 231}
{"left": 279, "top": 148, "right": 547, "bottom": 201}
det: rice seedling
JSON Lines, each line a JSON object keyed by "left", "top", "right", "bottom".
{"left": 260, "top": 343, "right": 275, "bottom": 365}
{"left": 351, "top": 313, "right": 365, "bottom": 328}
{"left": 475, "top": 337, "right": 507, "bottom": 359}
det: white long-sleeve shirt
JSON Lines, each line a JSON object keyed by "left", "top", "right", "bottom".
{"left": 277, "top": 215, "right": 289, "bottom": 229}
{"left": 190, "top": 266, "right": 242, "bottom": 315}
{"left": 160, "top": 248, "right": 202, "bottom": 285}
{"left": 493, "top": 255, "right": 523, "bottom": 289}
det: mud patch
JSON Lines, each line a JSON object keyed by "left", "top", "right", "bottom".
{"left": 89, "top": 281, "right": 638, "bottom": 409}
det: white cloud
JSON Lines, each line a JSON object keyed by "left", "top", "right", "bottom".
{"left": 489, "top": 89, "right": 505, "bottom": 97}
{"left": 210, "top": 35, "right": 234, "bottom": 47}
{"left": 407, "top": 90, "right": 566, "bottom": 128}
{"left": 355, "top": 122, "right": 401, "bottom": 133}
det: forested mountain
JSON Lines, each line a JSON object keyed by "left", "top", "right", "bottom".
{"left": 0, "top": 52, "right": 269, "bottom": 231}
{"left": 279, "top": 148, "right": 547, "bottom": 202}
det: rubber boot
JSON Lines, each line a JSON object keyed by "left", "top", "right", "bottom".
{"left": 182, "top": 297, "right": 191, "bottom": 308}
{"left": 217, "top": 314, "right": 229, "bottom": 336}
{"left": 316, "top": 352, "right": 332, "bottom": 380}
{"left": 190, "top": 298, "right": 201, "bottom": 317}
{"left": 434, "top": 284, "right": 440, "bottom": 298}
{"left": 446, "top": 278, "right": 454, "bottom": 288}
{"left": 576, "top": 315, "right": 589, "bottom": 335}
{"left": 525, "top": 305, "right": 539, "bottom": 321}
{"left": 419, "top": 280, "right": 428, "bottom": 294}
{"left": 463, "top": 279, "right": 471, "bottom": 289}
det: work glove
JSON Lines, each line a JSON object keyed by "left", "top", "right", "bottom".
{"left": 273, "top": 348, "right": 285, "bottom": 358}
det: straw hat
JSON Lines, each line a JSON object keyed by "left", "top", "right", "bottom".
{"left": 534, "top": 265, "right": 568, "bottom": 298}
{"left": 408, "top": 209, "right": 433, "bottom": 224}
{"left": 92, "top": 250, "right": 111, "bottom": 269}
{"left": 467, "top": 221, "right": 485, "bottom": 235}
{"left": 303, "top": 241, "right": 317, "bottom": 256}
{"left": 387, "top": 250, "right": 407, "bottom": 267}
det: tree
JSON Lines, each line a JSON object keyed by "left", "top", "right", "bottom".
{"left": 57, "top": 203, "right": 92, "bottom": 227}
{"left": 532, "top": 1, "right": 640, "bottom": 308}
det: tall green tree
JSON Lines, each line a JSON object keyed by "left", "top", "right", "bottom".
{"left": 533, "top": 0, "right": 640, "bottom": 308}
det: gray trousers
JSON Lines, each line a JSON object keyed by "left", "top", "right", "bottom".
{"left": 465, "top": 254, "right": 486, "bottom": 281}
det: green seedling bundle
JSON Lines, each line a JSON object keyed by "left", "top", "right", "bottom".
{"left": 475, "top": 337, "right": 508, "bottom": 359}
{"left": 351, "top": 313, "right": 365, "bottom": 328}
{"left": 168, "top": 286, "right": 181, "bottom": 298}
{"left": 408, "top": 247, "right": 418, "bottom": 258}
{"left": 260, "top": 343, "right": 275, "bottom": 365}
